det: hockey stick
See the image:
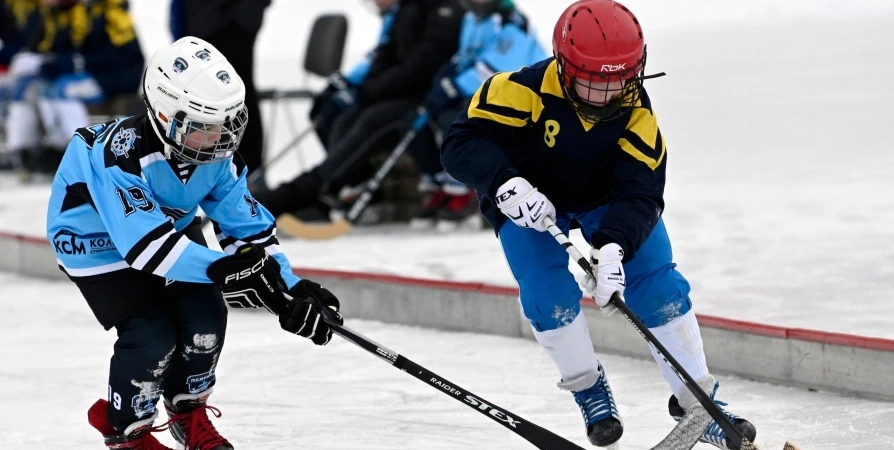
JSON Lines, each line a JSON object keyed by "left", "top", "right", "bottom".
{"left": 543, "top": 217, "right": 800, "bottom": 450}
{"left": 314, "top": 304, "right": 720, "bottom": 450}
{"left": 276, "top": 108, "right": 429, "bottom": 240}
{"left": 315, "top": 313, "right": 586, "bottom": 449}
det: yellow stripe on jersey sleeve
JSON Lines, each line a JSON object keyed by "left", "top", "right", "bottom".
{"left": 468, "top": 72, "right": 545, "bottom": 127}
{"left": 618, "top": 106, "right": 666, "bottom": 171}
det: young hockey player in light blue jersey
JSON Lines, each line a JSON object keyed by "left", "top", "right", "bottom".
{"left": 46, "top": 37, "right": 343, "bottom": 449}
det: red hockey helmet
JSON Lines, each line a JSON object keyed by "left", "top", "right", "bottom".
{"left": 553, "top": 0, "right": 652, "bottom": 122}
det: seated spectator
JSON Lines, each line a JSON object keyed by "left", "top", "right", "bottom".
{"left": 0, "top": 0, "right": 143, "bottom": 177}
{"left": 253, "top": 0, "right": 464, "bottom": 220}
{"left": 407, "top": 0, "right": 546, "bottom": 231}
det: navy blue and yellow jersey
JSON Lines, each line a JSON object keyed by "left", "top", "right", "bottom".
{"left": 441, "top": 57, "right": 666, "bottom": 261}
{"left": 46, "top": 114, "right": 301, "bottom": 288}
{"left": 0, "top": 0, "right": 143, "bottom": 96}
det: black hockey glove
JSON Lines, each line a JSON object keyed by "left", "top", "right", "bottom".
{"left": 207, "top": 244, "right": 288, "bottom": 315}
{"left": 280, "top": 278, "right": 343, "bottom": 345}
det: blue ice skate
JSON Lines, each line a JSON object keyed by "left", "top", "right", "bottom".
{"left": 668, "top": 381, "right": 757, "bottom": 450}
{"left": 558, "top": 363, "right": 623, "bottom": 447}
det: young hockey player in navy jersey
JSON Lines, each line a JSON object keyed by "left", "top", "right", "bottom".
{"left": 441, "top": 1, "right": 757, "bottom": 448}
{"left": 46, "top": 37, "right": 343, "bottom": 449}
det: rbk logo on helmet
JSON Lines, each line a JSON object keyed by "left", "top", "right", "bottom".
{"left": 601, "top": 64, "right": 627, "bottom": 72}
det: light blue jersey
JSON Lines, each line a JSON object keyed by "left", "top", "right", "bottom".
{"left": 452, "top": 8, "right": 547, "bottom": 98}
{"left": 46, "top": 113, "right": 301, "bottom": 288}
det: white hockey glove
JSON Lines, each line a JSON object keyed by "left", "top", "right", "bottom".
{"left": 494, "top": 177, "right": 556, "bottom": 232}
{"left": 582, "top": 243, "right": 626, "bottom": 317}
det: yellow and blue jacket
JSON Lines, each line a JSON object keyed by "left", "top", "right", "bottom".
{"left": 0, "top": 0, "right": 143, "bottom": 96}
{"left": 441, "top": 57, "right": 667, "bottom": 260}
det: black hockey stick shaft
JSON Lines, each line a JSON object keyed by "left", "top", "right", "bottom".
{"left": 343, "top": 108, "right": 428, "bottom": 223}
{"left": 318, "top": 315, "right": 585, "bottom": 449}
{"left": 543, "top": 217, "right": 756, "bottom": 450}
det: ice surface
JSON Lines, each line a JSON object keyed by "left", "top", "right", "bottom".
{"left": 3, "top": 1, "right": 894, "bottom": 448}
{"left": 1, "top": 272, "right": 892, "bottom": 449}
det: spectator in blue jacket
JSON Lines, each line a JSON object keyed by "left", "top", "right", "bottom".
{"left": 408, "top": 0, "right": 546, "bottom": 231}
{"left": 0, "top": 0, "right": 143, "bottom": 175}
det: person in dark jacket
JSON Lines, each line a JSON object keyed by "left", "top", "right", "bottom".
{"left": 255, "top": 0, "right": 465, "bottom": 220}
{"left": 0, "top": 0, "right": 144, "bottom": 174}
{"left": 0, "top": 1, "right": 16, "bottom": 44}
{"left": 170, "top": 0, "right": 272, "bottom": 174}
{"left": 308, "top": 0, "right": 399, "bottom": 155}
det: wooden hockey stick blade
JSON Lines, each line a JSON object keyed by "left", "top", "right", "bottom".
{"left": 276, "top": 214, "right": 352, "bottom": 240}
{"left": 651, "top": 405, "right": 712, "bottom": 450}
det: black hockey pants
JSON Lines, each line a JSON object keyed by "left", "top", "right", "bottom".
{"left": 73, "top": 222, "right": 228, "bottom": 432}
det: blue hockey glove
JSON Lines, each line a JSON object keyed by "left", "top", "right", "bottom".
{"left": 423, "top": 63, "right": 462, "bottom": 117}
{"left": 424, "top": 76, "right": 461, "bottom": 118}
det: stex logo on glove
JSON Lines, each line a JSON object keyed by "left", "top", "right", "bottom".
{"left": 495, "top": 187, "right": 517, "bottom": 205}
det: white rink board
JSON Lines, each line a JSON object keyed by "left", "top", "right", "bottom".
{"left": 1, "top": 272, "right": 893, "bottom": 449}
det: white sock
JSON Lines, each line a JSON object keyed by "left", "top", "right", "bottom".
{"left": 38, "top": 98, "right": 88, "bottom": 147}
{"left": 5, "top": 102, "right": 40, "bottom": 152}
{"left": 647, "top": 310, "right": 711, "bottom": 401}
{"left": 532, "top": 310, "right": 601, "bottom": 382}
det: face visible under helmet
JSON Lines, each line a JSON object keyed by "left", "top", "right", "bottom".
{"left": 141, "top": 37, "right": 249, "bottom": 165}
{"left": 553, "top": 0, "right": 661, "bottom": 123}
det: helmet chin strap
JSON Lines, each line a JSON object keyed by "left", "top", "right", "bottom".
{"left": 146, "top": 109, "right": 179, "bottom": 160}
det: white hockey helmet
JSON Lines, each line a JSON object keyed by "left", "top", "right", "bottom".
{"left": 142, "top": 37, "right": 248, "bottom": 164}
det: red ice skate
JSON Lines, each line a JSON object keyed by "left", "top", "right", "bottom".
{"left": 88, "top": 399, "right": 173, "bottom": 450}
{"left": 164, "top": 388, "right": 233, "bottom": 450}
